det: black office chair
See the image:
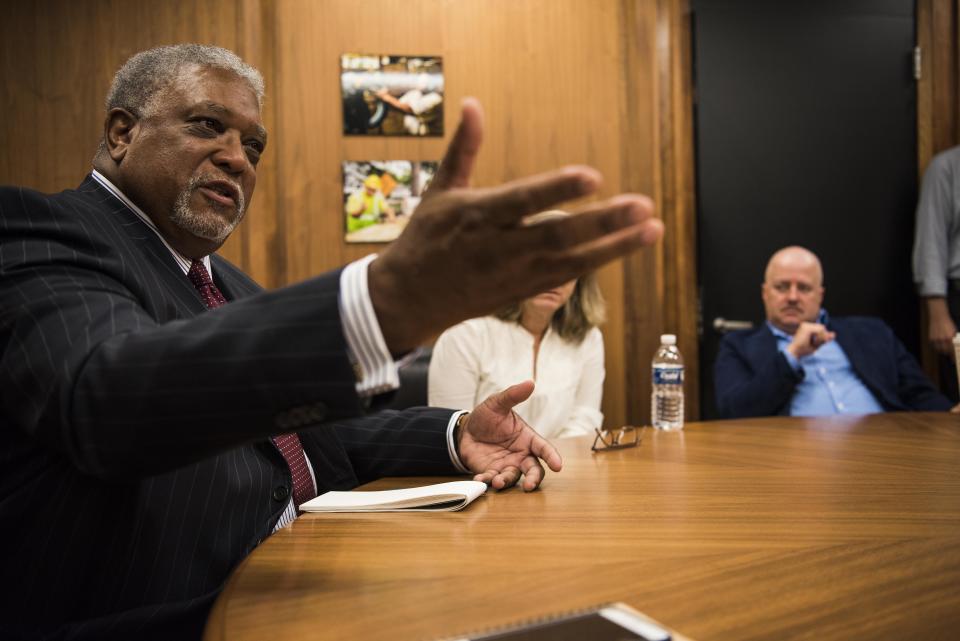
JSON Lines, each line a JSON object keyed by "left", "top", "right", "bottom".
{"left": 382, "top": 347, "right": 432, "bottom": 410}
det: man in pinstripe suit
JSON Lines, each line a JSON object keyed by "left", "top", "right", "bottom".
{"left": 0, "top": 45, "right": 662, "bottom": 640}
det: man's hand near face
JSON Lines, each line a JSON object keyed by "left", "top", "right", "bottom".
{"left": 457, "top": 380, "right": 562, "bottom": 492}
{"left": 786, "top": 322, "right": 837, "bottom": 359}
{"left": 368, "top": 98, "right": 664, "bottom": 355}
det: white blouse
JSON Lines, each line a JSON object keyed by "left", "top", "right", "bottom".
{"left": 428, "top": 317, "right": 605, "bottom": 439}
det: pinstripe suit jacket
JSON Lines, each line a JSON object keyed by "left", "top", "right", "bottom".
{"left": 0, "top": 176, "right": 457, "bottom": 640}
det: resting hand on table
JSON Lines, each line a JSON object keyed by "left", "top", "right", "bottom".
{"left": 457, "top": 380, "right": 562, "bottom": 492}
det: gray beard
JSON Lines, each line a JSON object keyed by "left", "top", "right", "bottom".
{"left": 171, "top": 175, "right": 246, "bottom": 243}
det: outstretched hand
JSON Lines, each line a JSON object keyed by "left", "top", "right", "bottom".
{"left": 457, "top": 380, "right": 563, "bottom": 492}
{"left": 369, "top": 98, "right": 664, "bottom": 354}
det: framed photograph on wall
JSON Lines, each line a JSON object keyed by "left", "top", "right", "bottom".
{"left": 342, "top": 160, "right": 438, "bottom": 243}
{"left": 340, "top": 53, "right": 444, "bottom": 136}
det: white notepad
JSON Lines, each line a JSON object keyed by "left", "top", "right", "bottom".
{"left": 299, "top": 480, "right": 487, "bottom": 512}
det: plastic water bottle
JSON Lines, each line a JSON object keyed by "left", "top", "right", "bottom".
{"left": 651, "top": 334, "right": 684, "bottom": 430}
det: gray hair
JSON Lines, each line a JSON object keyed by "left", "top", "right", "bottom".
{"left": 105, "top": 44, "right": 264, "bottom": 118}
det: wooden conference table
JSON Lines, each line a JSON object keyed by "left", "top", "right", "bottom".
{"left": 205, "top": 413, "right": 960, "bottom": 641}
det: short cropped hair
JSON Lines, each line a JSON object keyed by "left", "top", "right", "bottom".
{"left": 105, "top": 44, "right": 264, "bottom": 118}
{"left": 494, "top": 210, "right": 607, "bottom": 343}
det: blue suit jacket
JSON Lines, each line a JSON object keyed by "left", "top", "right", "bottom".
{"left": 714, "top": 316, "right": 952, "bottom": 419}
{"left": 0, "top": 177, "right": 457, "bottom": 640}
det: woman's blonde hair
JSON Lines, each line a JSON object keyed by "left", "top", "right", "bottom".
{"left": 494, "top": 210, "right": 606, "bottom": 343}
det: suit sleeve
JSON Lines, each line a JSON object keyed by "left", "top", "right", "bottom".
{"left": 0, "top": 187, "right": 365, "bottom": 478}
{"left": 320, "top": 406, "right": 458, "bottom": 485}
{"left": 714, "top": 334, "right": 803, "bottom": 418}
{"left": 890, "top": 328, "right": 953, "bottom": 411}
{"left": 912, "top": 153, "right": 955, "bottom": 297}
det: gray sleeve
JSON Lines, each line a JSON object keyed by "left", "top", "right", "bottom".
{"left": 912, "top": 151, "right": 956, "bottom": 297}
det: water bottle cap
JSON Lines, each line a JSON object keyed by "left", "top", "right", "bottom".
{"left": 660, "top": 334, "right": 676, "bottom": 345}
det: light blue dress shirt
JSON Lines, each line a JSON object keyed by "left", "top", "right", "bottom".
{"left": 769, "top": 310, "right": 885, "bottom": 416}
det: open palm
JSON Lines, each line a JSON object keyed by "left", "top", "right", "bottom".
{"left": 458, "top": 380, "right": 563, "bottom": 491}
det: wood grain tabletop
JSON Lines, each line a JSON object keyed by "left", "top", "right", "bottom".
{"left": 205, "top": 413, "right": 960, "bottom": 641}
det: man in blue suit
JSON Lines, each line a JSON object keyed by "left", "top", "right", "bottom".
{"left": 715, "top": 246, "right": 957, "bottom": 419}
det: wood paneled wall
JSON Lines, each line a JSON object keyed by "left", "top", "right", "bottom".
{"left": 0, "top": 0, "right": 697, "bottom": 428}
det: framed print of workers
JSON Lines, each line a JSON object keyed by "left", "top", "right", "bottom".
{"left": 340, "top": 53, "right": 444, "bottom": 136}
{"left": 342, "top": 161, "right": 439, "bottom": 243}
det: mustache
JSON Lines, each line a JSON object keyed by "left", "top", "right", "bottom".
{"left": 190, "top": 173, "right": 245, "bottom": 215}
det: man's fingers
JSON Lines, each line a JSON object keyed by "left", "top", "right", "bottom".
{"left": 430, "top": 98, "right": 484, "bottom": 191}
{"left": 809, "top": 328, "right": 833, "bottom": 348}
{"left": 572, "top": 193, "right": 657, "bottom": 223}
{"left": 496, "top": 205, "right": 662, "bottom": 290}
{"left": 519, "top": 456, "right": 545, "bottom": 491}
{"left": 532, "top": 215, "right": 663, "bottom": 280}
{"left": 473, "top": 470, "right": 495, "bottom": 484}
{"left": 463, "top": 166, "right": 603, "bottom": 227}
{"left": 474, "top": 466, "right": 521, "bottom": 490}
{"left": 510, "top": 194, "right": 656, "bottom": 253}
{"left": 493, "top": 466, "right": 521, "bottom": 490}
{"left": 528, "top": 434, "right": 563, "bottom": 473}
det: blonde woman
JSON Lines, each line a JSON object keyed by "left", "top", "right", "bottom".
{"left": 428, "top": 211, "right": 606, "bottom": 439}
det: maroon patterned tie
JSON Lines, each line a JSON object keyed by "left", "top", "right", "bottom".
{"left": 187, "top": 259, "right": 317, "bottom": 510}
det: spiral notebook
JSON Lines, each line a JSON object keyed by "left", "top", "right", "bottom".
{"left": 439, "top": 602, "right": 692, "bottom": 641}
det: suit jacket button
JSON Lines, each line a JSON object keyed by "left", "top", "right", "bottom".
{"left": 272, "top": 485, "right": 290, "bottom": 502}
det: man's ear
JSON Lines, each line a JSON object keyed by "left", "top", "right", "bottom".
{"left": 103, "top": 108, "right": 139, "bottom": 163}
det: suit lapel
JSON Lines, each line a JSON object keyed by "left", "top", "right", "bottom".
{"left": 142, "top": 242, "right": 209, "bottom": 314}
{"left": 746, "top": 324, "right": 778, "bottom": 368}
{"left": 83, "top": 176, "right": 209, "bottom": 316}
{"left": 832, "top": 318, "right": 897, "bottom": 409}
{"left": 82, "top": 175, "right": 263, "bottom": 312}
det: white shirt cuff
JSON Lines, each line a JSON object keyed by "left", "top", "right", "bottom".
{"left": 339, "top": 254, "right": 400, "bottom": 397}
{"left": 446, "top": 410, "right": 470, "bottom": 473}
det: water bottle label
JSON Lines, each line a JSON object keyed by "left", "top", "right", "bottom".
{"left": 652, "top": 366, "right": 683, "bottom": 385}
